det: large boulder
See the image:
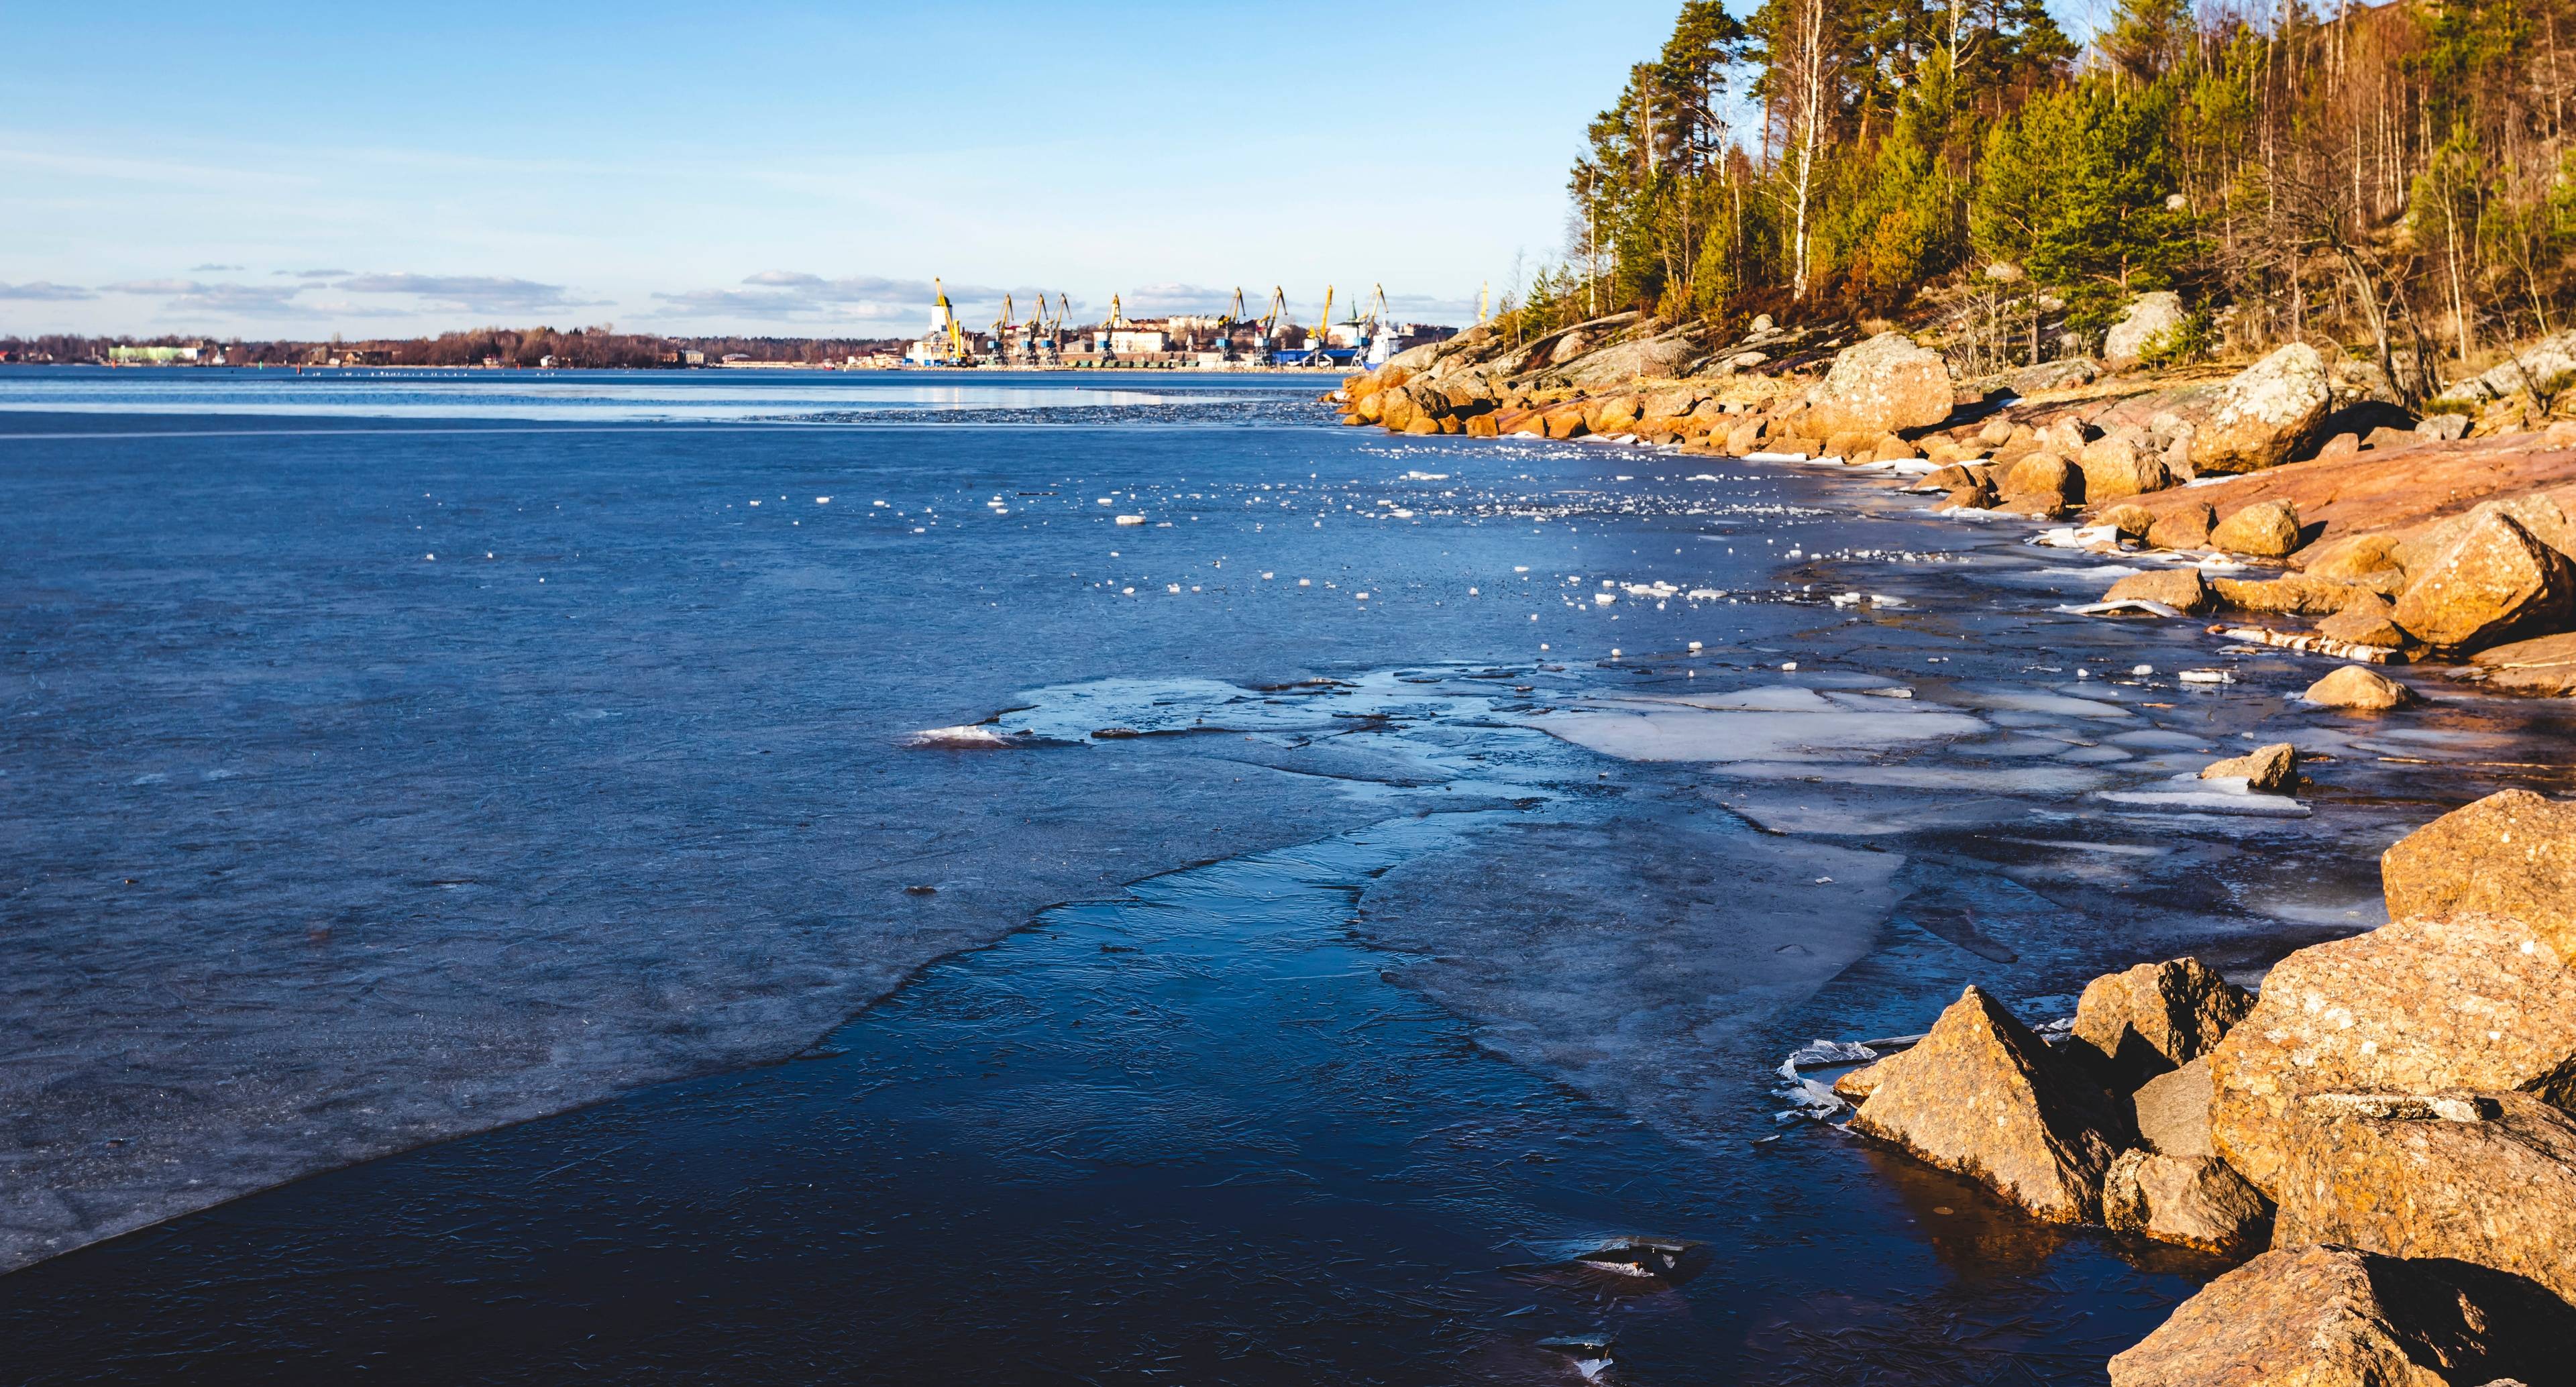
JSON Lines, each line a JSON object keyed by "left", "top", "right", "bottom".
{"left": 2102, "top": 291, "right": 2190, "bottom": 371}
{"left": 2190, "top": 343, "right": 2333, "bottom": 474}
{"left": 1847, "top": 985, "right": 2129, "bottom": 1223}
{"left": 2077, "top": 435, "right": 2174, "bottom": 501}
{"left": 2211, "top": 573, "right": 2355, "bottom": 614}
{"left": 2210, "top": 499, "right": 2304, "bottom": 557}
{"left": 2381, "top": 789, "right": 2576, "bottom": 963}
{"left": 2390, "top": 510, "right": 2576, "bottom": 653}
{"left": 2204, "top": 912, "right": 2576, "bottom": 1197}
{"left": 2072, "top": 957, "right": 2255, "bottom": 1091}
{"left": 2146, "top": 500, "right": 2217, "bottom": 551}
{"left": 2105, "top": 567, "right": 2214, "bottom": 614}
{"left": 2456, "top": 329, "right": 2576, "bottom": 405}
{"left": 1803, "top": 332, "right": 1955, "bottom": 437}
{"left": 2272, "top": 1090, "right": 2576, "bottom": 1304}
{"left": 2304, "top": 665, "right": 2419, "bottom": 709}
{"left": 2101, "top": 1149, "right": 2270, "bottom": 1256}
{"left": 2200, "top": 742, "right": 2298, "bottom": 793}
{"left": 2106, "top": 1243, "right": 2576, "bottom": 1387}
{"left": 2316, "top": 591, "right": 2412, "bottom": 649}
{"left": 2133, "top": 1056, "right": 2216, "bottom": 1157}
{"left": 2004, "top": 452, "right": 2080, "bottom": 502}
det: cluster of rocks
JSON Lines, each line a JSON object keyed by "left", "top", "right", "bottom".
{"left": 1826, "top": 787, "right": 2576, "bottom": 1383}
{"left": 1332, "top": 306, "right": 2576, "bottom": 698}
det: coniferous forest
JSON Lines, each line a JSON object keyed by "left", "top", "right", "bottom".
{"left": 1517, "top": 0, "right": 2576, "bottom": 404}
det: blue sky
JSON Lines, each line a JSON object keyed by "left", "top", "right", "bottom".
{"left": 0, "top": 1, "right": 1699, "bottom": 338}
{"left": 4, "top": 1, "right": 2113, "bottom": 340}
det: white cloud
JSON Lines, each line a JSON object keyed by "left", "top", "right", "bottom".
{"left": 0, "top": 281, "right": 97, "bottom": 301}
{"left": 334, "top": 273, "right": 600, "bottom": 313}
{"left": 190, "top": 262, "right": 245, "bottom": 272}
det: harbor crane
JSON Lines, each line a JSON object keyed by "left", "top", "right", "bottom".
{"left": 931, "top": 278, "right": 968, "bottom": 365}
{"left": 1309, "top": 286, "right": 1334, "bottom": 351}
{"left": 1259, "top": 286, "right": 1289, "bottom": 343}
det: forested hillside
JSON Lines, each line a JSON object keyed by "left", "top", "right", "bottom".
{"left": 1516, "top": 0, "right": 2575, "bottom": 404}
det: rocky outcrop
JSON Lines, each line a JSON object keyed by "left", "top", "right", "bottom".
{"left": 2200, "top": 742, "right": 2298, "bottom": 793}
{"left": 2189, "top": 344, "right": 2333, "bottom": 473}
{"left": 2104, "top": 567, "right": 2214, "bottom": 614}
{"left": 2210, "top": 498, "right": 2304, "bottom": 557}
{"left": 2381, "top": 790, "right": 2576, "bottom": 962}
{"left": 2455, "top": 330, "right": 2576, "bottom": 406}
{"left": 2204, "top": 912, "right": 2576, "bottom": 1197}
{"left": 2390, "top": 510, "right": 2576, "bottom": 653}
{"left": 2460, "top": 630, "right": 2576, "bottom": 696}
{"left": 2271, "top": 1090, "right": 2576, "bottom": 1305}
{"left": 2102, "top": 1149, "right": 2270, "bottom": 1256}
{"left": 1803, "top": 332, "right": 1955, "bottom": 437}
{"left": 2106, "top": 1244, "right": 2576, "bottom": 1387}
{"left": 2304, "top": 665, "right": 2419, "bottom": 709}
{"left": 2072, "top": 957, "right": 2255, "bottom": 1091}
{"left": 2211, "top": 572, "right": 2353, "bottom": 614}
{"left": 2103, "top": 292, "right": 2190, "bottom": 372}
{"left": 1847, "top": 985, "right": 2129, "bottom": 1223}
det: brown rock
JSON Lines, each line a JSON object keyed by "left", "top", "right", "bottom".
{"left": 2304, "top": 664, "right": 2419, "bottom": 709}
{"left": 2273, "top": 1091, "right": 2576, "bottom": 1305}
{"left": 2102, "top": 1150, "right": 2271, "bottom": 1256}
{"left": 2104, "top": 567, "right": 2214, "bottom": 614}
{"left": 1402, "top": 415, "right": 1441, "bottom": 436}
{"left": 2212, "top": 573, "right": 2356, "bottom": 614}
{"left": 1539, "top": 402, "right": 1591, "bottom": 439}
{"left": 2080, "top": 436, "right": 2175, "bottom": 500}
{"left": 2099, "top": 502, "right": 2159, "bottom": 539}
{"left": 2363, "top": 423, "right": 2420, "bottom": 451}
{"left": 1378, "top": 388, "right": 1419, "bottom": 432}
{"left": 1833, "top": 1058, "right": 1890, "bottom": 1101}
{"left": 2188, "top": 343, "right": 2334, "bottom": 473}
{"left": 2202, "top": 742, "right": 2299, "bottom": 793}
{"left": 1724, "top": 418, "right": 1766, "bottom": 455}
{"left": 1996, "top": 490, "right": 2070, "bottom": 519}
{"left": 2306, "top": 533, "right": 2410, "bottom": 585}
{"left": 1805, "top": 331, "right": 1955, "bottom": 437}
{"left": 2316, "top": 431, "right": 2363, "bottom": 459}
{"left": 2074, "top": 957, "right": 2256, "bottom": 1090}
{"left": 2317, "top": 591, "right": 2412, "bottom": 648}
{"left": 2004, "top": 452, "right": 2080, "bottom": 500}
{"left": 2381, "top": 789, "right": 2576, "bottom": 964}
{"left": 2204, "top": 912, "right": 2576, "bottom": 1197}
{"left": 2147, "top": 501, "right": 2217, "bottom": 551}
{"left": 2391, "top": 511, "right": 2576, "bottom": 653}
{"left": 1848, "top": 986, "right": 2128, "bottom": 1223}
{"left": 1922, "top": 462, "right": 1983, "bottom": 492}
{"left": 2463, "top": 630, "right": 2576, "bottom": 697}
{"left": 1464, "top": 414, "right": 1500, "bottom": 438}
{"left": 1587, "top": 394, "right": 1644, "bottom": 435}
{"left": 1940, "top": 480, "right": 1998, "bottom": 511}
{"left": 2106, "top": 1243, "right": 2576, "bottom": 1387}
{"left": 2040, "top": 417, "right": 2092, "bottom": 455}
{"left": 2211, "top": 499, "right": 2304, "bottom": 557}
{"left": 2134, "top": 1056, "right": 2216, "bottom": 1158}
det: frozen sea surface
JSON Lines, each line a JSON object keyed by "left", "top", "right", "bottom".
{"left": 5, "top": 366, "right": 2572, "bottom": 1380}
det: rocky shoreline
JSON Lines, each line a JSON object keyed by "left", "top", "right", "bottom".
{"left": 1334, "top": 317, "right": 2576, "bottom": 1380}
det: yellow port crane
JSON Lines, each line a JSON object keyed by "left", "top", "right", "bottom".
{"left": 1260, "top": 286, "right": 1288, "bottom": 341}
{"left": 1311, "top": 286, "right": 1334, "bottom": 354}
{"left": 992, "top": 293, "right": 1016, "bottom": 364}
{"left": 932, "top": 278, "right": 967, "bottom": 365}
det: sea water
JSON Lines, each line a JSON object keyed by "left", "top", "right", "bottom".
{"left": 4, "top": 366, "right": 2568, "bottom": 1382}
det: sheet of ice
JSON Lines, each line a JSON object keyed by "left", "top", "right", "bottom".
{"left": 1527, "top": 702, "right": 1986, "bottom": 763}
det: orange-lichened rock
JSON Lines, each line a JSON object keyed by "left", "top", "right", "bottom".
{"left": 2203, "top": 911, "right": 2576, "bottom": 1197}
{"left": 2380, "top": 789, "right": 2576, "bottom": 962}
{"left": 2107, "top": 1243, "right": 2576, "bottom": 1387}
{"left": 1847, "top": 986, "right": 2129, "bottom": 1223}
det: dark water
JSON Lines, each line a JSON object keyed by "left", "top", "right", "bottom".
{"left": 6, "top": 368, "right": 2566, "bottom": 1383}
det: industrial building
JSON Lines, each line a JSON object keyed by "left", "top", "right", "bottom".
{"left": 900, "top": 282, "right": 1452, "bottom": 370}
